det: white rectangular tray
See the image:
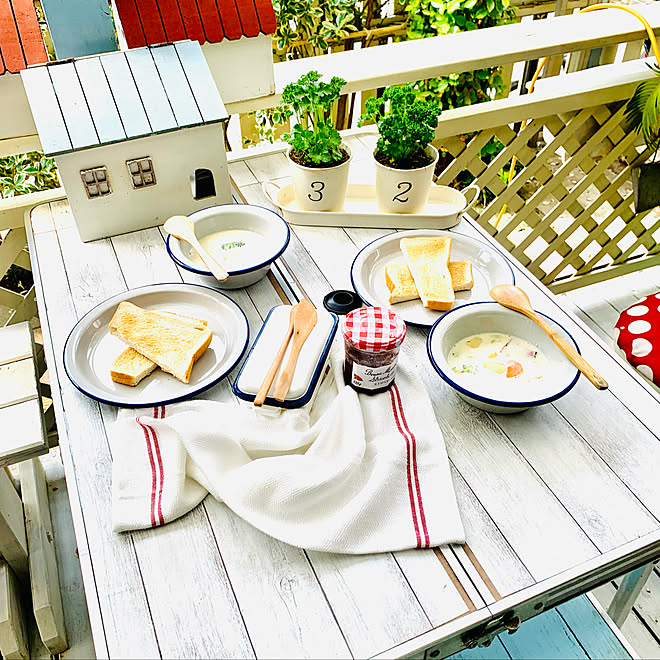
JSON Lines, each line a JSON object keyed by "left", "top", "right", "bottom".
{"left": 263, "top": 181, "right": 479, "bottom": 229}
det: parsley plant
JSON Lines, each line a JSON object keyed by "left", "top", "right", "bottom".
{"left": 359, "top": 85, "right": 441, "bottom": 169}
{"left": 278, "top": 71, "right": 347, "bottom": 166}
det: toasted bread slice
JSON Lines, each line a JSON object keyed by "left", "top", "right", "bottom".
{"left": 110, "top": 311, "right": 209, "bottom": 386}
{"left": 108, "top": 302, "right": 212, "bottom": 383}
{"left": 386, "top": 261, "right": 419, "bottom": 304}
{"left": 400, "top": 237, "right": 454, "bottom": 311}
{"left": 386, "top": 259, "right": 475, "bottom": 304}
{"left": 447, "top": 261, "right": 474, "bottom": 292}
{"left": 111, "top": 348, "right": 158, "bottom": 386}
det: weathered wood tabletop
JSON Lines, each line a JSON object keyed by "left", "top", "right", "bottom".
{"left": 26, "top": 135, "right": 660, "bottom": 659}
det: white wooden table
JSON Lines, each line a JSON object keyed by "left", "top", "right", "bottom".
{"left": 25, "top": 136, "right": 660, "bottom": 659}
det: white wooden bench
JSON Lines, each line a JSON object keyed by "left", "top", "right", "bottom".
{"left": 0, "top": 322, "right": 48, "bottom": 465}
{"left": 0, "top": 321, "right": 67, "bottom": 658}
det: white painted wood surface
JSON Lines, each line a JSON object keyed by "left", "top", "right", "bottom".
{"left": 26, "top": 464, "right": 97, "bottom": 660}
{"left": 19, "top": 458, "right": 68, "bottom": 654}
{"left": 0, "top": 466, "right": 28, "bottom": 582}
{"left": 24, "top": 145, "right": 660, "bottom": 658}
{"left": 608, "top": 564, "right": 656, "bottom": 628}
{"left": 0, "top": 560, "right": 29, "bottom": 660}
{"left": 593, "top": 580, "right": 660, "bottom": 660}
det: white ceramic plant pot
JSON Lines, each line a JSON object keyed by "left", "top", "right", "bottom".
{"left": 288, "top": 144, "right": 352, "bottom": 212}
{"left": 374, "top": 144, "right": 439, "bottom": 214}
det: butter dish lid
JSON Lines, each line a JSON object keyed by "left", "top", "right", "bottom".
{"left": 232, "top": 304, "right": 338, "bottom": 408}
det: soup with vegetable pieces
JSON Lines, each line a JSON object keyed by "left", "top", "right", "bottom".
{"left": 447, "top": 333, "right": 547, "bottom": 388}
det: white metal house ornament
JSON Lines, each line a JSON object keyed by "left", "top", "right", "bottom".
{"left": 21, "top": 40, "right": 231, "bottom": 242}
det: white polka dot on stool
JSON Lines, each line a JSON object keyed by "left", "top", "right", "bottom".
{"left": 628, "top": 320, "right": 652, "bottom": 334}
{"left": 637, "top": 364, "right": 654, "bottom": 380}
{"left": 632, "top": 337, "right": 653, "bottom": 357}
{"left": 613, "top": 327, "right": 620, "bottom": 343}
{"left": 627, "top": 305, "right": 649, "bottom": 316}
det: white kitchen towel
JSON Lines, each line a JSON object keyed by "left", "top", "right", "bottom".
{"left": 109, "top": 350, "right": 465, "bottom": 553}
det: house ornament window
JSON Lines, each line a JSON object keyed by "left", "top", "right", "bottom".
{"left": 127, "top": 158, "right": 157, "bottom": 189}
{"left": 80, "top": 167, "right": 112, "bottom": 199}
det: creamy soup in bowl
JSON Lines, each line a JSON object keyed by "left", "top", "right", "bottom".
{"left": 166, "top": 204, "right": 290, "bottom": 290}
{"left": 427, "top": 301, "right": 580, "bottom": 413}
{"left": 188, "top": 229, "right": 270, "bottom": 271}
{"left": 447, "top": 333, "right": 547, "bottom": 389}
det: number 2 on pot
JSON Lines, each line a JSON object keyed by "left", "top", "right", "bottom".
{"left": 393, "top": 182, "right": 412, "bottom": 203}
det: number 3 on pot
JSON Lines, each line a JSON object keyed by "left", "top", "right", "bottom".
{"left": 393, "top": 182, "right": 412, "bottom": 203}
{"left": 308, "top": 181, "right": 325, "bottom": 202}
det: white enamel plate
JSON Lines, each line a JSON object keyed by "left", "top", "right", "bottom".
{"left": 350, "top": 229, "right": 515, "bottom": 327}
{"left": 64, "top": 283, "right": 249, "bottom": 407}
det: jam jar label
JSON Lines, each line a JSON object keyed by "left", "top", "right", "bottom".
{"left": 351, "top": 361, "right": 397, "bottom": 390}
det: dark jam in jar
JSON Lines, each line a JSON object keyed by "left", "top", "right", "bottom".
{"left": 342, "top": 307, "right": 406, "bottom": 394}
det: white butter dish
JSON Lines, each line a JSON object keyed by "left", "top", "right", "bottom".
{"left": 233, "top": 304, "right": 338, "bottom": 408}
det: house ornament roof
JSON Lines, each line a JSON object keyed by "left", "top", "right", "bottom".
{"left": 114, "top": 0, "right": 277, "bottom": 49}
{"left": 0, "top": 0, "right": 48, "bottom": 75}
{"left": 21, "top": 40, "right": 228, "bottom": 156}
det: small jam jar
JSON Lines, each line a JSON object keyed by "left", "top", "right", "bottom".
{"left": 342, "top": 306, "right": 407, "bottom": 394}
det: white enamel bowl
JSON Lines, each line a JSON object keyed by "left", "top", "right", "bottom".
{"left": 427, "top": 302, "right": 581, "bottom": 413}
{"left": 166, "top": 204, "right": 290, "bottom": 289}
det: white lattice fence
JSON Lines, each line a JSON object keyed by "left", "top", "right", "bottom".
{"left": 434, "top": 60, "right": 660, "bottom": 293}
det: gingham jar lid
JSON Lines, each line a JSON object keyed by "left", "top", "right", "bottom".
{"left": 342, "top": 306, "right": 406, "bottom": 352}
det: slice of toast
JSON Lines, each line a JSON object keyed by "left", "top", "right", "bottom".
{"left": 386, "top": 261, "right": 419, "bottom": 304}
{"left": 386, "top": 259, "right": 474, "bottom": 304}
{"left": 400, "top": 237, "right": 454, "bottom": 310}
{"left": 111, "top": 348, "right": 158, "bottom": 386}
{"left": 447, "top": 261, "right": 474, "bottom": 292}
{"left": 110, "top": 311, "right": 209, "bottom": 386}
{"left": 108, "top": 302, "right": 212, "bottom": 384}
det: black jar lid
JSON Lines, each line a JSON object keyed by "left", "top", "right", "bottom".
{"left": 323, "top": 290, "right": 362, "bottom": 315}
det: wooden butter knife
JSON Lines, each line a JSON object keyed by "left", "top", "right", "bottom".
{"left": 273, "top": 300, "right": 318, "bottom": 402}
{"left": 253, "top": 305, "right": 296, "bottom": 406}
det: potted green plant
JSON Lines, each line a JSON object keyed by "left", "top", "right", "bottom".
{"left": 625, "top": 63, "right": 660, "bottom": 213}
{"left": 277, "top": 71, "right": 352, "bottom": 211}
{"left": 359, "top": 84, "right": 442, "bottom": 213}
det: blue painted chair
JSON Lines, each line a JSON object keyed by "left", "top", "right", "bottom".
{"left": 444, "top": 595, "right": 636, "bottom": 660}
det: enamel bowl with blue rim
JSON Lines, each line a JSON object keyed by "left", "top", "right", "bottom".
{"left": 427, "top": 301, "right": 581, "bottom": 413}
{"left": 166, "top": 204, "right": 290, "bottom": 289}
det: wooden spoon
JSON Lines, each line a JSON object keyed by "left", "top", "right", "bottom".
{"left": 490, "top": 284, "right": 608, "bottom": 390}
{"left": 273, "top": 299, "right": 318, "bottom": 401}
{"left": 253, "top": 306, "right": 296, "bottom": 407}
{"left": 164, "top": 215, "right": 229, "bottom": 282}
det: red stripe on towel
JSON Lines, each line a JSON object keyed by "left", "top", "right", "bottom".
{"left": 136, "top": 416, "right": 157, "bottom": 527}
{"left": 146, "top": 423, "right": 165, "bottom": 526}
{"left": 392, "top": 383, "right": 430, "bottom": 548}
{"left": 144, "top": 406, "right": 166, "bottom": 525}
{"left": 156, "top": 407, "right": 167, "bottom": 523}
{"left": 389, "top": 387, "right": 421, "bottom": 548}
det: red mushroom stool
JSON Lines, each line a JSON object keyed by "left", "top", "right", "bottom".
{"left": 615, "top": 293, "right": 660, "bottom": 386}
